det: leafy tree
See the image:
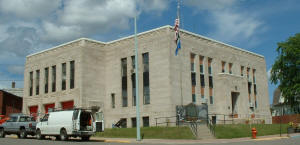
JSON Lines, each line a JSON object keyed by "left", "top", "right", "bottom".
{"left": 270, "top": 33, "right": 300, "bottom": 109}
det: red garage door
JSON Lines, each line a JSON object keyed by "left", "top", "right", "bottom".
{"left": 61, "top": 100, "right": 74, "bottom": 110}
{"left": 44, "top": 103, "right": 55, "bottom": 114}
{"left": 29, "top": 106, "right": 38, "bottom": 119}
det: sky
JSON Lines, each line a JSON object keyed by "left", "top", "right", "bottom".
{"left": 0, "top": 0, "right": 299, "bottom": 104}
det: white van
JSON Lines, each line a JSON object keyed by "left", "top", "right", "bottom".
{"left": 36, "top": 109, "right": 95, "bottom": 141}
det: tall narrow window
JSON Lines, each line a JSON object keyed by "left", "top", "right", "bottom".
{"left": 208, "top": 58, "right": 212, "bottom": 75}
{"left": 247, "top": 67, "right": 250, "bottom": 79}
{"left": 44, "top": 67, "right": 49, "bottom": 93}
{"left": 229, "top": 63, "right": 233, "bottom": 74}
{"left": 29, "top": 71, "right": 33, "bottom": 96}
{"left": 191, "top": 54, "right": 196, "bottom": 103}
{"left": 111, "top": 93, "right": 115, "bottom": 108}
{"left": 241, "top": 66, "right": 244, "bottom": 76}
{"left": 199, "top": 56, "right": 205, "bottom": 99}
{"left": 52, "top": 65, "right": 56, "bottom": 92}
{"left": 70, "top": 61, "right": 75, "bottom": 89}
{"left": 221, "top": 61, "right": 226, "bottom": 73}
{"left": 62, "top": 63, "right": 66, "bottom": 90}
{"left": 131, "top": 117, "right": 136, "bottom": 128}
{"left": 121, "top": 58, "right": 128, "bottom": 107}
{"left": 208, "top": 58, "right": 213, "bottom": 104}
{"left": 36, "top": 70, "right": 40, "bottom": 95}
{"left": 190, "top": 53, "right": 195, "bottom": 72}
{"left": 143, "top": 53, "right": 150, "bottom": 105}
{"left": 252, "top": 69, "right": 256, "bottom": 84}
{"left": 131, "top": 56, "right": 136, "bottom": 106}
{"left": 132, "top": 73, "right": 136, "bottom": 106}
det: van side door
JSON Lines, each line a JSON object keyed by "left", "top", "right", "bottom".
{"left": 39, "top": 114, "right": 49, "bottom": 134}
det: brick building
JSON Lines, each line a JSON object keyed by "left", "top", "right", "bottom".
{"left": 0, "top": 90, "right": 23, "bottom": 116}
{"left": 23, "top": 25, "right": 271, "bottom": 128}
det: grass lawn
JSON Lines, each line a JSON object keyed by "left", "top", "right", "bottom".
{"left": 214, "top": 124, "right": 289, "bottom": 139}
{"left": 94, "top": 126, "right": 195, "bottom": 139}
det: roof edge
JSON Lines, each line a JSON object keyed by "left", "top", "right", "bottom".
{"left": 26, "top": 38, "right": 106, "bottom": 58}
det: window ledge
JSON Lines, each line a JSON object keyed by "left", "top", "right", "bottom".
{"left": 218, "top": 73, "right": 244, "bottom": 78}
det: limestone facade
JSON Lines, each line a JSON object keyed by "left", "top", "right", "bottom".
{"left": 23, "top": 25, "right": 271, "bottom": 128}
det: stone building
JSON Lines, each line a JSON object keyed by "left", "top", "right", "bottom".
{"left": 23, "top": 25, "right": 271, "bottom": 128}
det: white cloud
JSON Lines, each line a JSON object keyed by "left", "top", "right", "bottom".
{"left": 0, "top": 0, "right": 61, "bottom": 19}
{"left": 185, "top": 0, "right": 237, "bottom": 11}
{"left": 7, "top": 65, "right": 24, "bottom": 75}
{"left": 138, "top": 0, "right": 169, "bottom": 12}
{"left": 208, "top": 10, "right": 263, "bottom": 43}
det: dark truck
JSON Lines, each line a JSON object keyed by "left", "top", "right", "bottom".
{"left": 0, "top": 114, "right": 36, "bottom": 138}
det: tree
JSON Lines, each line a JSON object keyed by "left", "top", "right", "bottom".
{"left": 270, "top": 33, "right": 300, "bottom": 110}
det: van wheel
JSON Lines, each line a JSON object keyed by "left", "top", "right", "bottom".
{"left": 19, "top": 129, "right": 27, "bottom": 139}
{"left": 60, "top": 129, "right": 68, "bottom": 141}
{"left": 36, "top": 129, "right": 44, "bottom": 140}
{"left": 81, "top": 136, "right": 90, "bottom": 141}
{"left": 0, "top": 128, "right": 5, "bottom": 138}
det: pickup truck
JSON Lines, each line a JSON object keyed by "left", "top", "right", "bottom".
{"left": 0, "top": 114, "right": 37, "bottom": 139}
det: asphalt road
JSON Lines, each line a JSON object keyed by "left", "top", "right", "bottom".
{"left": 0, "top": 136, "right": 299, "bottom": 145}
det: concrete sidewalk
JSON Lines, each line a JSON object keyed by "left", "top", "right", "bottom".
{"left": 90, "top": 133, "right": 300, "bottom": 144}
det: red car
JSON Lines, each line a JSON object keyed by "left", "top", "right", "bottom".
{"left": 0, "top": 115, "right": 9, "bottom": 125}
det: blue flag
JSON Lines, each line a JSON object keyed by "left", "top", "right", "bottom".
{"left": 175, "top": 39, "right": 181, "bottom": 56}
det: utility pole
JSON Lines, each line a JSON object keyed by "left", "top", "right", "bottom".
{"left": 134, "top": 16, "right": 141, "bottom": 141}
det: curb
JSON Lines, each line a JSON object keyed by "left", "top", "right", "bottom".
{"left": 253, "top": 136, "right": 289, "bottom": 141}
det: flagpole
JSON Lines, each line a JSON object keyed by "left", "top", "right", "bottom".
{"left": 177, "top": 0, "right": 183, "bottom": 107}
{"left": 134, "top": 16, "right": 141, "bottom": 141}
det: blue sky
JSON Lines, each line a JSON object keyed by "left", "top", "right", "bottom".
{"left": 0, "top": 0, "right": 299, "bottom": 104}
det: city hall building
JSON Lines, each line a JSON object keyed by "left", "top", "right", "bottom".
{"left": 23, "top": 25, "right": 271, "bottom": 128}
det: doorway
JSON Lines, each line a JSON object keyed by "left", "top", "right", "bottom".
{"left": 231, "top": 92, "right": 239, "bottom": 117}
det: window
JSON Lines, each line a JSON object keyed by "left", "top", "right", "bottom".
{"left": 210, "top": 96, "right": 214, "bottom": 104}
{"left": 254, "top": 84, "right": 257, "bottom": 95}
{"left": 36, "top": 70, "right": 40, "bottom": 95}
{"left": 200, "top": 74, "right": 205, "bottom": 87}
{"left": 241, "top": 66, "right": 244, "bottom": 76}
{"left": 70, "top": 61, "right": 75, "bottom": 89}
{"left": 121, "top": 58, "right": 127, "bottom": 76}
{"left": 132, "top": 73, "right": 136, "bottom": 106}
{"left": 191, "top": 72, "right": 196, "bottom": 86}
{"left": 143, "top": 53, "right": 149, "bottom": 72}
{"left": 199, "top": 56, "right": 204, "bottom": 74}
{"left": 121, "top": 58, "right": 127, "bottom": 107}
{"left": 208, "top": 58, "right": 212, "bottom": 75}
{"left": 29, "top": 71, "right": 33, "bottom": 96}
{"left": 143, "top": 72, "right": 150, "bottom": 105}
{"left": 62, "top": 63, "right": 66, "bottom": 90}
{"left": 247, "top": 67, "right": 250, "bottom": 79}
{"left": 143, "top": 53, "right": 150, "bottom": 105}
{"left": 122, "top": 76, "right": 128, "bottom": 107}
{"left": 143, "top": 116, "right": 149, "bottom": 127}
{"left": 248, "top": 82, "right": 252, "bottom": 94}
{"left": 111, "top": 93, "right": 115, "bottom": 108}
{"left": 221, "top": 61, "right": 226, "bottom": 73}
{"left": 131, "top": 56, "right": 135, "bottom": 70}
{"left": 190, "top": 53, "right": 195, "bottom": 72}
{"left": 192, "top": 94, "right": 196, "bottom": 103}
{"left": 44, "top": 67, "right": 49, "bottom": 93}
{"left": 253, "top": 69, "right": 256, "bottom": 84}
{"left": 209, "top": 76, "right": 213, "bottom": 88}
{"left": 229, "top": 63, "right": 233, "bottom": 74}
{"left": 52, "top": 65, "right": 56, "bottom": 92}
{"left": 131, "top": 117, "right": 136, "bottom": 128}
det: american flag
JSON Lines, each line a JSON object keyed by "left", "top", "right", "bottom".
{"left": 174, "top": 18, "right": 181, "bottom": 56}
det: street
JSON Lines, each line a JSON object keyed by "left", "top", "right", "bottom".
{"left": 0, "top": 136, "right": 299, "bottom": 145}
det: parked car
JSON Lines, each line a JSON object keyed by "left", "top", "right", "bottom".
{"left": 36, "top": 109, "right": 96, "bottom": 141}
{"left": 0, "top": 114, "right": 37, "bottom": 138}
{"left": 0, "top": 115, "right": 9, "bottom": 125}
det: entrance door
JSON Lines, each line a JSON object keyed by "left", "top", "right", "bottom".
{"left": 231, "top": 92, "right": 239, "bottom": 117}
